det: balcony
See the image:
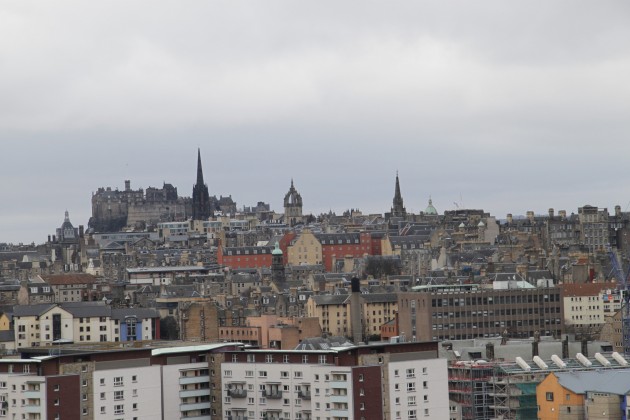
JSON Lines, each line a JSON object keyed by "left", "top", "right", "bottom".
{"left": 228, "top": 389, "right": 247, "bottom": 398}
{"left": 180, "top": 401, "right": 211, "bottom": 412}
{"left": 298, "top": 390, "right": 311, "bottom": 400}
{"left": 262, "top": 390, "right": 282, "bottom": 399}
{"left": 179, "top": 388, "right": 211, "bottom": 398}
{"left": 180, "top": 375, "right": 210, "bottom": 385}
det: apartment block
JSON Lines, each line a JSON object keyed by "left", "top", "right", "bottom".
{"left": 221, "top": 341, "right": 448, "bottom": 420}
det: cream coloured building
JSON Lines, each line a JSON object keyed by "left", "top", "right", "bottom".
{"left": 287, "top": 229, "right": 323, "bottom": 266}
{"left": 306, "top": 293, "right": 398, "bottom": 341}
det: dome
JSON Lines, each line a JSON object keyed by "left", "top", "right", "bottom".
{"left": 424, "top": 198, "right": 438, "bottom": 215}
{"left": 272, "top": 241, "right": 283, "bottom": 255}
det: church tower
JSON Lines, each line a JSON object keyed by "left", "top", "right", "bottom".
{"left": 271, "top": 241, "right": 286, "bottom": 286}
{"left": 391, "top": 172, "right": 407, "bottom": 218}
{"left": 192, "top": 149, "right": 212, "bottom": 220}
{"left": 284, "top": 179, "right": 303, "bottom": 227}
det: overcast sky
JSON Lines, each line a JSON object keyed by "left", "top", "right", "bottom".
{"left": 2, "top": 1, "right": 630, "bottom": 244}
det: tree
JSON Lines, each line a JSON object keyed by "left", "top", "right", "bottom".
{"left": 160, "top": 316, "right": 180, "bottom": 340}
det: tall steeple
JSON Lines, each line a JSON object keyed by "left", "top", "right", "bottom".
{"left": 196, "top": 148, "right": 205, "bottom": 186}
{"left": 391, "top": 171, "right": 407, "bottom": 218}
{"left": 192, "top": 149, "right": 212, "bottom": 220}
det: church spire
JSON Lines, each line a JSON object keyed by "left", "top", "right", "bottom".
{"left": 391, "top": 172, "right": 406, "bottom": 218}
{"left": 192, "top": 149, "right": 212, "bottom": 220}
{"left": 196, "top": 148, "right": 205, "bottom": 186}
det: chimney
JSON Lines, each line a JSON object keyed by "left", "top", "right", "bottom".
{"left": 507, "top": 214, "right": 513, "bottom": 224}
{"left": 79, "top": 225, "right": 84, "bottom": 238}
{"left": 581, "top": 339, "right": 588, "bottom": 357}
{"left": 485, "top": 342, "right": 495, "bottom": 360}
{"left": 548, "top": 208, "right": 554, "bottom": 218}
{"left": 616, "top": 205, "right": 622, "bottom": 217}
{"left": 562, "top": 335, "right": 569, "bottom": 359}
{"left": 532, "top": 341, "right": 539, "bottom": 358}
{"left": 350, "top": 277, "right": 363, "bottom": 345}
{"left": 559, "top": 210, "right": 567, "bottom": 219}
{"left": 526, "top": 211, "right": 534, "bottom": 221}
{"left": 125, "top": 180, "right": 131, "bottom": 191}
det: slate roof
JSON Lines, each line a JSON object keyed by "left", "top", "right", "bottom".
{"left": 310, "top": 295, "right": 348, "bottom": 305}
{"left": 555, "top": 370, "right": 630, "bottom": 394}
{"left": 13, "top": 304, "right": 56, "bottom": 317}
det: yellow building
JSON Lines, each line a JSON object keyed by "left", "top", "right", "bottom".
{"left": 306, "top": 293, "right": 398, "bottom": 340}
{"left": 0, "top": 313, "right": 10, "bottom": 331}
{"left": 287, "top": 229, "right": 322, "bottom": 266}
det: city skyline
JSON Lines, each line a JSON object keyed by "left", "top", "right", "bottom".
{"left": 2, "top": 1, "right": 630, "bottom": 244}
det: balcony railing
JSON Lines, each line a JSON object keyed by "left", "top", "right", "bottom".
{"left": 228, "top": 389, "right": 247, "bottom": 398}
{"left": 298, "top": 390, "right": 311, "bottom": 400}
{"left": 262, "top": 390, "right": 282, "bottom": 399}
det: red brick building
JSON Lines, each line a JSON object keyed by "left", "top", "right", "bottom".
{"left": 217, "top": 244, "right": 274, "bottom": 270}
{"left": 318, "top": 232, "right": 373, "bottom": 272}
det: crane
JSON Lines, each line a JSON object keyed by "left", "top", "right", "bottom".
{"left": 607, "top": 245, "right": 630, "bottom": 355}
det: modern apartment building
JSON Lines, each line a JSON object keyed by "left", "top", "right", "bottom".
{"left": 221, "top": 341, "right": 449, "bottom": 420}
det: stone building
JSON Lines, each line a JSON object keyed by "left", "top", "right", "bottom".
{"left": 90, "top": 180, "right": 190, "bottom": 231}
{"left": 283, "top": 179, "right": 303, "bottom": 226}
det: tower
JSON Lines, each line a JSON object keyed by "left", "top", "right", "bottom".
{"left": 283, "top": 179, "right": 303, "bottom": 227}
{"left": 192, "top": 149, "right": 212, "bottom": 220}
{"left": 391, "top": 172, "right": 406, "bottom": 218}
{"left": 271, "top": 241, "right": 286, "bottom": 286}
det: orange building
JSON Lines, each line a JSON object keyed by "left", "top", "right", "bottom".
{"left": 536, "top": 372, "right": 585, "bottom": 419}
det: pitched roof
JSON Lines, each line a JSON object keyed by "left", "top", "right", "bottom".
{"left": 13, "top": 304, "right": 57, "bottom": 317}
{"left": 555, "top": 370, "right": 630, "bottom": 395}
{"left": 40, "top": 273, "right": 97, "bottom": 285}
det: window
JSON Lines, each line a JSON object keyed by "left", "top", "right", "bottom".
{"left": 266, "top": 354, "right": 273, "bottom": 363}
{"left": 281, "top": 371, "right": 289, "bottom": 378}
{"left": 54, "top": 399, "right": 60, "bottom": 406}
{"left": 100, "top": 406, "right": 106, "bottom": 414}
{"left": 259, "top": 371, "right": 267, "bottom": 378}
{"left": 422, "top": 381, "right": 428, "bottom": 389}
{"left": 82, "top": 380, "right": 88, "bottom": 387}
{"left": 546, "top": 392, "right": 554, "bottom": 401}
{"left": 114, "top": 405, "right": 124, "bottom": 415}
{"left": 100, "top": 378, "right": 105, "bottom": 386}
{"left": 294, "top": 371, "right": 303, "bottom": 379}
{"left": 407, "top": 382, "right": 416, "bottom": 392}
{"left": 132, "top": 375, "right": 137, "bottom": 383}
{"left": 406, "top": 368, "right": 415, "bottom": 378}
{"left": 82, "top": 408, "right": 88, "bottom": 416}
{"left": 283, "top": 355, "right": 289, "bottom": 363}
{"left": 245, "top": 370, "right": 254, "bottom": 377}
{"left": 408, "top": 396, "right": 416, "bottom": 406}
{"left": 302, "top": 355, "right": 308, "bottom": 364}
{"left": 224, "top": 370, "right": 232, "bottom": 377}
{"left": 114, "top": 377, "right": 123, "bottom": 387}
{"left": 408, "top": 409, "right": 417, "bottom": 419}
{"left": 114, "top": 391, "right": 124, "bottom": 400}
{"left": 53, "top": 384, "right": 60, "bottom": 391}
{"left": 359, "top": 374, "right": 364, "bottom": 382}
{"left": 100, "top": 392, "right": 105, "bottom": 400}
{"left": 318, "top": 355, "right": 327, "bottom": 364}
